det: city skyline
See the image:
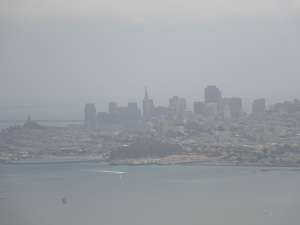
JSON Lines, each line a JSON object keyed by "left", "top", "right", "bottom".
{"left": 0, "top": 84, "right": 299, "bottom": 121}
{"left": 1, "top": 1, "right": 299, "bottom": 119}
{"left": 92, "top": 85, "right": 296, "bottom": 115}
{"left": 89, "top": 85, "right": 299, "bottom": 130}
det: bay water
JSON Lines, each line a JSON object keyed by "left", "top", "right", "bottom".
{"left": 1, "top": 159, "right": 300, "bottom": 225}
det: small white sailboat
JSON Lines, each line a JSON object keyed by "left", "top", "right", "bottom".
{"left": 265, "top": 209, "right": 273, "bottom": 215}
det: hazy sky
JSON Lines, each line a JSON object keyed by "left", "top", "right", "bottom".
{"left": 1, "top": 0, "right": 300, "bottom": 117}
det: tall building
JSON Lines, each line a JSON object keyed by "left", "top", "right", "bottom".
{"left": 108, "top": 102, "right": 117, "bottom": 114}
{"left": 179, "top": 98, "right": 187, "bottom": 120}
{"left": 127, "top": 102, "right": 141, "bottom": 121}
{"left": 193, "top": 101, "right": 205, "bottom": 115}
{"left": 143, "top": 87, "right": 153, "bottom": 122}
{"left": 116, "top": 102, "right": 142, "bottom": 131}
{"left": 85, "top": 103, "right": 96, "bottom": 127}
{"left": 220, "top": 97, "right": 243, "bottom": 119}
{"left": 229, "top": 98, "right": 242, "bottom": 119}
{"left": 205, "top": 103, "right": 218, "bottom": 118}
{"left": 169, "top": 96, "right": 180, "bottom": 116}
{"left": 288, "top": 99, "right": 300, "bottom": 113}
{"left": 97, "top": 112, "right": 117, "bottom": 124}
{"left": 223, "top": 104, "right": 232, "bottom": 121}
{"left": 152, "top": 106, "right": 168, "bottom": 118}
{"left": 157, "top": 117, "right": 168, "bottom": 135}
{"left": 167, "top": 106, "right": 176, "bottom": 121}
{"left": 252, "top": 98, "right": 266, "bottom": 117}
{"left": 117, "top": 102, "right": 141, "bottom": 123}
{"left": 204, "top": 85, "right": 222, "bottom": 106}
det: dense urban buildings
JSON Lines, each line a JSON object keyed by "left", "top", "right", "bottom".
{"left": 1, "top": 84, "right": 300, "bottom": 166}
{"left": 83, "top": 85, "right": 297, "bottom": 138}
{"left": 84, "top": 85, "right": 300, "bottom": 134}
{"left": 84, "top": 103, "right": 96, "bottom": 128}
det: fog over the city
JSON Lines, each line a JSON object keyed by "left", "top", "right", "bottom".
{"left": 0, "top": 0, "right": 299, "bottom": 119}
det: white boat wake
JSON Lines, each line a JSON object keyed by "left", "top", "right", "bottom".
{"left": 86, "top": 169, "right": 126, "bottom": 174}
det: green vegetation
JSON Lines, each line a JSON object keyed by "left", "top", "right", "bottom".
{"left": 109, "top": 139, "right": 183, "bottom": 160}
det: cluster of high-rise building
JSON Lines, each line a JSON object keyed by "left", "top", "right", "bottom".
{"left": 84, "top": 85, "right": 300, "bottom": 133}
{"left": 193, "top": 85, "right": 243, "bottom": 120}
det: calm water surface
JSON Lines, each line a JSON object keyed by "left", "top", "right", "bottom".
{"left": 1, "top": 159, "right": 300, "bottom": 225}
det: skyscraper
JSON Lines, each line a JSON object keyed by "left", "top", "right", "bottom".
{"left": 205, "top": 103, "right": 218, "bottom": 118}
{"left": 223, "top": 104, "right": 232, "bottom": 121}
{"left": 204, "top": 85, "right": 222, "bottom": 119}
{"left": 204, "top": 85, "right": 222, "bottom": 110}
{"left": 179, "top": 98, "right": 187, "bottom": 120}
{"left": 228, "top": 98, "right": 242, "bottom": 119}
{"left": 85, "top": 103, "right": 96, "bottom": 127}
{"left": 252, "top": 98, "right": 266, "bottom": 117}
{"left": 143, "top": 87, "right": 153, "bottom": 122}
{"left": 108, "top": 102, "right": 117, "bottom": 114}
{"left": 220, "top": 97, "right": 243, "bottom": 119}
{"left": 169, "top": 96, "right": 179, "bottom": 115}
{"left": 127, "top": 102, "right": 141, "bottom": 122}
{"left": 193, "top": 101, "right": 205, "bottom": 115}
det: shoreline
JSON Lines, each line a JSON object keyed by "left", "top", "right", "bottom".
{"left": 0, "top": 155, "right": 103, "bottom": 165}
{"left": 1, "top": 159, "right": 102, "bottom": 165}
{"left": 1, "top": 156, "right": 300, "bottom": 168}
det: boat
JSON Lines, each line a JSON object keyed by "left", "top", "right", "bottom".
{"left": 62, "top": 197, "right": 67, "bottom": 204}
